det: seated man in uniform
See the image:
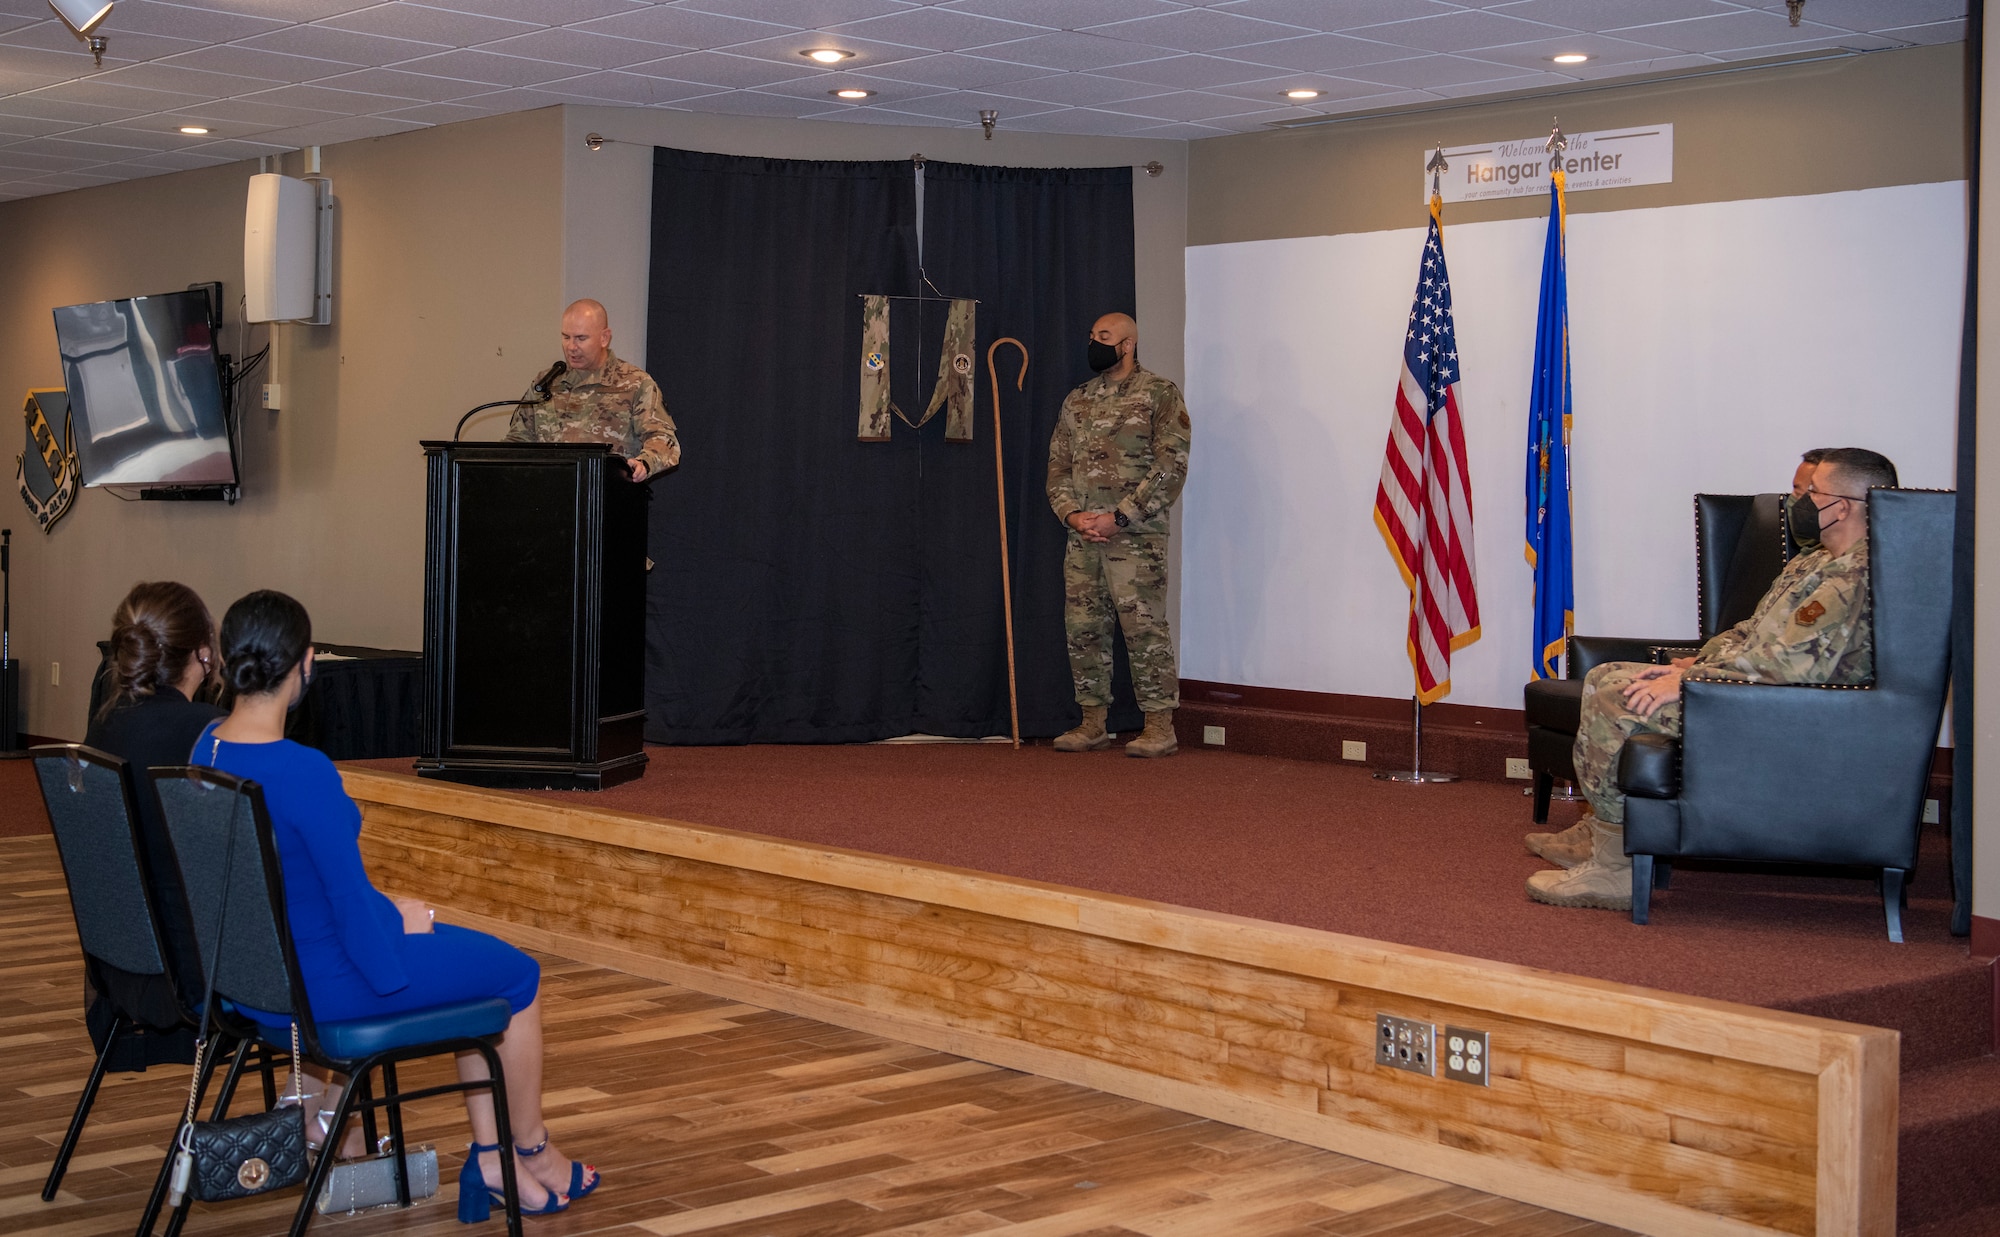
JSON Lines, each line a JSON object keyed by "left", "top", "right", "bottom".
{"left": 1526, "top": 447, "right": 1898, "bottom": 911}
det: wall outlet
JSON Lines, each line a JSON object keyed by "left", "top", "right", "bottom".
{"left": 1923, "top": 799, "right": 1939, "bottom": 824}
{"left": 50, "top": 661, "right": 60, "bottom": 686}
{"left": 262, "top": 383, "right": 281, "bottom": 410}
{"left": 1505, "top": 758, "right": 1532, "bottom": 780}
{"left": 1202, "top": 725, "right": 1225, "bottom": 746}
{"left": 1377, "top": 1014, "right": 1436, "bottom": 1076}
{"left": 1443, "top": 1025, "right": 1490, "bottom": 1086}
{"left": 1342, "top": 740, "right": 1366, "bottom": 761}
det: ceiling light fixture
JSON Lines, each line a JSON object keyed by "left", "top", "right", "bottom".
{"left": 803, "top": 48, "right": 852, "bottom": 63}
{"left": 1552, "top": 53, "right": 1589, "bottom": 64}
{"left": 178, "top": 125, "right": 209, "bottom": 135}
{"left": 48, "top": 0, "right": 111, "bottom": 66}
{"left": 829, "top": 88, "right": 872, "bottom": 99}
{"left": 1283, "top": 88, "right": 1321, "bottom": 100}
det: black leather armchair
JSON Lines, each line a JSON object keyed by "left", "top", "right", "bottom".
{"left": 1620, "top": 489, "right": 1951, "bottom": 942}
{"left": 1523, "top": 493, "right": 1793, "bottom": 822}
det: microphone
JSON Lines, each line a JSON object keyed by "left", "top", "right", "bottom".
{"left": 529, "top": 360, "right": 568, "bottom": 402}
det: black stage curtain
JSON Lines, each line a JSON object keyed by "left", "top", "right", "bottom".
{"left": 643, "top": 150, "right": 1135, "bottom": 742}
{"left": 918, "top": 161, "right": 1140, "bottom": 737}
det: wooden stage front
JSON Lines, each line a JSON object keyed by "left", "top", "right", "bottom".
{"left": 343, "top": 766, "right": 1896, "bottom": 1237}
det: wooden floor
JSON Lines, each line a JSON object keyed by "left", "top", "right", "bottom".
{"left": 3, "top": 836, "right": 1630, "bottom": 1237}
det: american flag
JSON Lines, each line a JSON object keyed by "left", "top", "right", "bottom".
{"left": 1373, "top": 204, "right": 1481, "bottom": 704}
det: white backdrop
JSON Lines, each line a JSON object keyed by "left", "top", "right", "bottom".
{"left": 1181, "top": 181, "right": 1967, "bottom": 711}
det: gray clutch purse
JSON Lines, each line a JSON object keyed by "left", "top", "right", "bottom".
{"left": 316, "top": 1145, "right": 439, "bottom": 1214}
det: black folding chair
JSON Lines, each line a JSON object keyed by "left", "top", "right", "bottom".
{"left": 148, "top": 766, "right": 524, "bottom": 1237}
{"left": 30, "top": 745, "right": 276, "bottom": 1202}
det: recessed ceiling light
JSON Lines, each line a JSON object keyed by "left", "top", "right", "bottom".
{"left": 1552, "top": 53, "right": 1589, "bottom": 64}
{"left": 830, "top": 88, "right": 872, "bottom": 99}
{"left": 803, "top": 48, "right": 852, "bottom": 63}
{"left": 178, "top": 125, "right": 209, "bottom": 135}
{"left": 1283, "top": 88, "right": 1321, "bottom": 100}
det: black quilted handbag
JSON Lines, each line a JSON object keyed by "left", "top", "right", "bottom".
{"left": 166, "top": 798, "right": 309, "bottom": 1207}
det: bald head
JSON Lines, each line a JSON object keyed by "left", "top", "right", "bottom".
{"left": 561, "top": 299, "right": 613, "bottom": 371}
{"left": 1089, "top": 313, "right": 1137, "bottom": 378}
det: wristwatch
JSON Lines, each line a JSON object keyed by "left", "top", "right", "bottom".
{"left": 1113, "top": 509, "right": 1130, "bottom": 529}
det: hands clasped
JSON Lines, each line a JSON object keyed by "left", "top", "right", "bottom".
{"left": 1070, "top": 511, "right": 1118, "bottom": 543}
{"left": 1621, "top": 664, "right": 1686, "bottom": 717}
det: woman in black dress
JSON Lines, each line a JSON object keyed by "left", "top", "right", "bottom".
{"left": 80, "top": 580, "right": 222, "bottom": 1070}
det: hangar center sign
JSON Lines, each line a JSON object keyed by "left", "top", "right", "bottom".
{"left": 1425, "top": 125, "right": 1674, "bottom": 204}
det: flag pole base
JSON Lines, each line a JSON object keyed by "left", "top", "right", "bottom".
{"left": 1374, "top": 769, "right": 1460, "bottom": 783}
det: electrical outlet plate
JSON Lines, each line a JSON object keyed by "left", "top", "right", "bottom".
{"left": 1923, "top": 798, "right": 1939, "bottom": 824}
{"left": 1342, "top": 740, "right": 1366, "bottom": 761}
{"left": 1443, "top": 1025, "right": 1490, "bottom": 1085}
{"left": 1203, "top": 725, "right": 1225, "bottom": 746}
{"left": 1376, "top": 1014, "right": 1435, "bottom": 1077}
{"left": 1505, "top": 757, "right": 1531, "bottom": 780}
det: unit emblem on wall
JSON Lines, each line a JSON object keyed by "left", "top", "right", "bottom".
{"left": 17, "top": 389, "right": 79, "bottom": 533}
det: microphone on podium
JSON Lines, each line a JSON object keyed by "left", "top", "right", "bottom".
{"left": 453, "top": 360, "right": 571, "bottom": 441}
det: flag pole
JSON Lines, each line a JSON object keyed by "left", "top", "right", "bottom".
{"left": 1375, "top": 144, "right": 1462, "bottom": 786}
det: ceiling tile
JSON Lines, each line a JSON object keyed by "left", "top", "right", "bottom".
{"left": 0, "top": 147, "right": 106, "bottom": 171}
{"left": 749, "top": 71, "right": 947, "bottom": 103}
{"left": 661, "top": 87, "right": 825, "bottom": 117}
{"left": 1426, "top": 69, "right": 1571, "bottom": 96}
{"left": 247, "top": 113, "right": 431, "bottom": 146}
{"left": 1218, "top": 32, "right": 1423, "bottom": 72}
{"left": 151, "top": 0, "right": 387, "bottom": 19}
{"left": 1101, "top": 89, "right": 1285, "bottom": 123}
{"left": 1347, "top": 8, "right": 1572, "bottom": 54}
{"left": 239, "top": 82, "right": 420, "bottom": 113}
{"left": 1340, "top": 53, "right": 1546, "bottom": 89}
{"left": 1605, "top": 11, "right": 1874, "bottom": 55}
{"left": 674, "top": 0, "right": 921, "bottom": 25}
{"left": 0, "top": 114, "right": 74, "bottom": 136}
{"left": 178, "top": 135, "right": 297, "bottom": 158}
{"left": 127, "top": 148, "right": 242, "bottom": 170}
{"left": 374, "top": 97, "right": 513, "bottom": 123}
{"left": 415, "top": 0, "right": 645, "bottom": 23}
{"left": 235, "top": 24, "right": 448, "bottom": 67}
{"left": 1, "top": 94, "right": 151, "bottom": 122}
{"left": 939, "top": 0, "right": 1181, "bottom": 25}
{"left": 97, "top": 61, "right": 287, "bottom": 94}
{"left": 1748, "top": 0, "right": 1965, "bottom": 33}
{"left": 37, "top": 124, "right": 191, "bottom": 152}
{"left": 473, "top": 28, "right": 676, "bottom": 69}
{"left": 623, "top": 49, "right": 822, "bottom": 88}
{"left": 1098, "top": 53, "right": 1325, "bottom": 90}
{"left": 389, "top": 47, "right": 587, "bottom": 85}
{"left": 95, "top": 0, "right": 290, "bottom": 43}
{"left": 315, "top": 65, "right": 511, "bottom": 98}
{"left": 1209, "top": 0, "right": 1460, "bottom": 34}
{"left": 169, "top": 97, "right": 347, "bottom": 127}
{"left": 571, "top": 7, "right": 788, "bottom": 50}
{"left": 1201, "top": 72, "right": 1403, "bottom": 105}
{"left": 317, "top": 4, "right": 542, "bottom": 47}
{"left": 1, "top": 22, "right": 205, "bottom": 62}
{"left": 968, "top": 31, "right": 1178, "bottom": 72}
{"left": 1877, "top": 19, "right": 1968, "bottom": 45}
{"left": 1082, "top": 9, "right": 1313, "bottom": 53}
{"left": 160, "top": 44, "right": 358, "bottom": 81}
{"left": 29, "top": 77, "right": 208, "bottom": 110}
{"left": 1130, "top": 120, "right": 1237, "bottom": 138}
{"left": 22, "top": 169, "right": 131, "bottom": 188}
{"left": 1487, "top": 0, "right": 1733, "bottom": 27}
{"left": 1461, "top": 32, "right": 1692, "bottom": 72}
{"left": 545, "top": 70, "right": 720, "bottom": 104}
{"left": 987, "top": 71, "right": 1169, "bottom": 107}
{"left": 1000, "top": 106, "right": 1160, "bottom": 134}
{"left": 866, "top": 88, "right": 1059, "bottom": 120}
{"left": 844, "top": 51, "right": 1042, "bottom": 88}
{"left": 794, "top": 101, "right": 956, "bottom": 125}
{"left": 825, "top": 7, "right": 1041, "bottom": 52}
{"left": 716, "top": 30, "right": 933, "bottom": 69}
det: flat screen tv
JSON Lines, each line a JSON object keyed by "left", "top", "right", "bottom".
{"left": 53, "top": 289, "right": 236, "bottom": 488}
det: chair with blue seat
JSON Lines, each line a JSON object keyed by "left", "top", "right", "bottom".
{"left": 146, "top": 765, "right": 526, "bottom": 1237}
{"left": 30, "top": 744, "right": 278, "bottom": 1203}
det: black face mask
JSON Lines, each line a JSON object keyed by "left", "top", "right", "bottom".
{"left": 1087, "top": 340, "right": 1121, "bottom": 372}
{"left": 1787, "top": 493, "right": 1834, "bottom": 550}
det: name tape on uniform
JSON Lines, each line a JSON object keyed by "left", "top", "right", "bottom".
{"left": 1424, "top": 124, "right": 1673, "bottom": 205}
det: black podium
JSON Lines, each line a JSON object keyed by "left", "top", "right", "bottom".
{"left": 417, "top": 441, "right": 647, "bottom": 789}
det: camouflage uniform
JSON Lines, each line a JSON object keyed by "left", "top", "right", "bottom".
{"left": 1046, "top": 365, "right": 1192, "bottom": 712}
{"left": 1573, "top": 539, "right": 1873, "bottom": 823}
{"left": 505, "top": 349, "right": 680, "bottom": 477}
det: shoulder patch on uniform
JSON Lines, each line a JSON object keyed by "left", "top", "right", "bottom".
{"left": 1795, "top": 599, "right": 1826, "bottom": 626}
{"left": 1177, "top": 412, "right": 1190, "bottom": 429}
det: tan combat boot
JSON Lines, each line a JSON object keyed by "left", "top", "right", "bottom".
{"left": 1124, "top": 708, "right": 1179, "bottom": 758}
{"left": 1525, "top": 817, "right": 1632, "bottom": 910}
{"left": 1525, "top": 806, "right": 1595, "bottom": 868}
{"left": 1053, "top": 706, "right": 1110, "bottom": 752}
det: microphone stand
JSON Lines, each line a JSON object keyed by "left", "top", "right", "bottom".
{"left": 1, "top": 528, "right": 22, "bottom": 757}
{"left": 454, "top": 398, "right": 538, "bottom": 441}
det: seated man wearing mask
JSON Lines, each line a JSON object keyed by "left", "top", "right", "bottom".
{"left": 1527, "top": 447, "right": 1897, "bottom": 911}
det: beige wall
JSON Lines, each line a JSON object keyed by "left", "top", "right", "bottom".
{"left": 1190, "top": 43, "right": 1965, "bottom": 246}
{"left": 0, "top": 108, "right": 563, "bottom": 739}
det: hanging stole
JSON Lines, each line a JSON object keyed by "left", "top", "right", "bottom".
{"left": 856, "top": 296, "right": 976, "bottom": 442}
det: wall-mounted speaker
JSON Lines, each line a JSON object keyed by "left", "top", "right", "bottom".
{"left": 245, "top": 172, "right": 332, "bottom": 325}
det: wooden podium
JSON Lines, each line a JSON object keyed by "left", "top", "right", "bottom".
{"left": 416, "top": 441, "right": 647, "bottom": 789}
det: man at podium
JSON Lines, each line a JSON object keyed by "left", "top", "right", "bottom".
{"left": 508, "top": 299, "right": 681, "bottom": 481}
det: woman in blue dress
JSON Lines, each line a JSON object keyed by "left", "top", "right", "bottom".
{"left": 199, "top": 590, "right": 597, "bottom": 1220}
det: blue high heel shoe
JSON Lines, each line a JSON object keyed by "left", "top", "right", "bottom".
{"left": 516, "top": 1132, "right": 599, "bottom": 1199}
{"left": 457, "top": 1141, "right": 569, "bottom": 1223}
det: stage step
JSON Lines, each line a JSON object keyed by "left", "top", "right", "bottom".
{"left": 1899, "top": 1053, "right": 2000, "bottom": 1229}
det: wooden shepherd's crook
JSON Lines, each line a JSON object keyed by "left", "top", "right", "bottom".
{"left": 986, "top": 337, "right": 1028, "bottom": 748}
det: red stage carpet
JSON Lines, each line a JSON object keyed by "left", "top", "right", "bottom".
{"left": 0, "top": 755, "right": 49, "bottom": 837}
